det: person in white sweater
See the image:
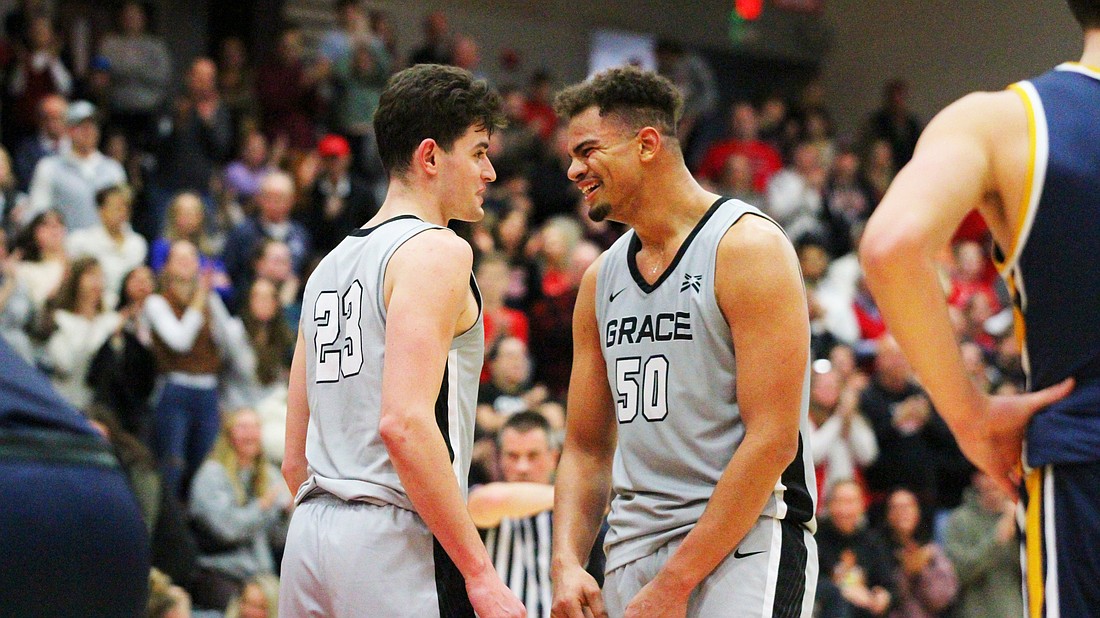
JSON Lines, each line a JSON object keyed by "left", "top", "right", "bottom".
{"left": 809, "top": 363, "right": 879, "bottom": 509}
{"left": 45, "top": 256, "right": 121, "bottom": 410}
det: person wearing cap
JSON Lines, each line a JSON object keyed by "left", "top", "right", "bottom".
{"left": 27, "top": 100, "right": 127, "bottom": 231}
{"left": 300, "top": 133, "right": 378, "bottom": 256}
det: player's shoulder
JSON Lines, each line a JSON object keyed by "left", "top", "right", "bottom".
{"left": 719, "top": 213, "right": 792, "bottom": 260}
{"left": 391, "top": 226, "right": 473, "bottom": 276}
{"left": 927, "top": 89, "right": 1026, "bottom": 137}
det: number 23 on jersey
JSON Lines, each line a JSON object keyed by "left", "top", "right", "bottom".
{"left": 314, "top": 280, "right": 364, "bottom": 383}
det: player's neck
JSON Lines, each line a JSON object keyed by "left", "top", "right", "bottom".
{"left": 629, "top": 164, "right": 719, "bottom": 252}
{"left": 1080, "top": 29, "right": 1100, "bottom": 68}
{"left": 373, "top": 176, "right": 448, "bottom": 227}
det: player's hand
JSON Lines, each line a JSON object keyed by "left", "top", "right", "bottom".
{"left": 959, "top": 378, "right": 1074, "bottom": 494}
{"left": 623, "top": 574, "right": 689, "bottom": 618}
{"left": 466, "top": 570, "right": 525, "bottom": 618}
{"left": 551, "top": 563, "right": 607, "bottom": 618}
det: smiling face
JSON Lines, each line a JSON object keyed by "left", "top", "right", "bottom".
{"left": 565, "top": 107, "right": 643, "bottom": 224}
{"left": 435, "top": 125, "right": 496, "bottom": 223}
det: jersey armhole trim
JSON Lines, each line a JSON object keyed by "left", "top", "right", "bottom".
{"left": 997, "top": 82, "right": 1047, "bottom": 277}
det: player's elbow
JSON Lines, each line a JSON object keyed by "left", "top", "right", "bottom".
{"left": 770, "top": 432, "right": 801, "bottom": 469}
{"left": 378, "top": 411, "right": 414, "bottom": 452}
{"left": 859, "top": 223, "right": 923, "bottom": 284}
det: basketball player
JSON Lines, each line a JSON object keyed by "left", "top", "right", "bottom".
{"left": 550, "top": 67, "right": 818, "bottom": 618}
{"left": 860, "top": 2, "right": 1100, "bottom": 615}
{"left": 279, "top": 64, "right": 524, "bottom": 618}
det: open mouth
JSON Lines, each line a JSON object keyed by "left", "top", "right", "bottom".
{"left": 581, "top": 182, "right": 602, "bottom": 199}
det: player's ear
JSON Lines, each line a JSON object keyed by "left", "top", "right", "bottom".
{"left": 638, "top": 127, "right": 661, "bottom": 162}
{"left": 414, "top": 138, "right": 439, "bottom": 176}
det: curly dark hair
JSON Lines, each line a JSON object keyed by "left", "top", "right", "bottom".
{"left": 553, "top": 66, "right": 683, "bottom": 136}
{"left": 373, "top": 63, "right": 505, "bottom": 178}
{"left": 1067, "top": 0, "right": 1100, "bottom": 28}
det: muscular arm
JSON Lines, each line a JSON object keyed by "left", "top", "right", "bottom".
{"left": 860, "top": 92, "right": 1072, "bottom": 490}
{"left": 551, "top": 258, "right": 616, "bottom": 618}
{"left": 282, "top": 331, "right": 309, "bottom": 494}
{"left": 645, "top": 215, "right": 809, "bottom": 599}
{"left": 377, "top": 230, "right": 497, "bottom": 581}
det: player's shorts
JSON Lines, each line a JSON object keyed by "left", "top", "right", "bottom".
{"left": 603, "top": 516, "right": 817, "bottom": 618}
{"left": 1021, "top": 462, "right": 1100, "bottom": 618}
{"left": 279, "top": 492, "right": 474, "bottom": 617}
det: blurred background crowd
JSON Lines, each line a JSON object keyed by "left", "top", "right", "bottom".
{"left": 0, "top": 1, "right": 1029, "bottom": 616}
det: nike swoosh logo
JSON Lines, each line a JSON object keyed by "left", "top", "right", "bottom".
{"left": 609, "top": 288, "right": 626, "bottom": 302}
{"left": 733, "top": 549, "right": 766, "bottom": 559}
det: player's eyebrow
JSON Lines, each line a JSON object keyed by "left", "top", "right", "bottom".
{"left": 473, "top": 141, "right": 489, "bottom": 151}
{"left": 571, "top": 139, "right": 598, "bottom": 158}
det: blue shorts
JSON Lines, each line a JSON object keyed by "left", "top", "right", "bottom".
{"left": 1021, "top": 462, "right": 1100, "bottom": 617}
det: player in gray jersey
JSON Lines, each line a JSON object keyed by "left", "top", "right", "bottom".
{"left": 279, "top": 64, "right": 524, "bottom": 618}
{"left": 550, "top": 67, "right": 817, "bottom": 618}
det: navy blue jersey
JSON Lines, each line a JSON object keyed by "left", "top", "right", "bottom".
{"left": 1002, "top": 64, "right": 1100, "bottom": 466}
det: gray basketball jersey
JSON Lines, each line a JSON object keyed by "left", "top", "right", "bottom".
{"left": 595, "top": 197, "right": 817, "bottom": 572}
{"left": 297, "top": 215, "right": 483, "bottom": 511}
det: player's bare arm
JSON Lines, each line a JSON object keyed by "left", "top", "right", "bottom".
{"left": 551, "top": 255, "right": 613, "bottom": 618}
{"left": 282, "top": 330, "right": 310, "bottom": 494}
{"left": 379, "top": 228, "right": 523, "bottom": 618}
{"left": 861, "top": 92, "right": 1073, "bottom": 492}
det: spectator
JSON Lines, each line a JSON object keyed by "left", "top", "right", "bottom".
{"left": 469, "top": 411, "right": 605, "bottom": 616}
{"left": 0, "top": 147, "right": 24, "bottom": 238}
{"left": 409, "top": 10, "right": 452, "bottom": 66}
{"left": 527, "top": 126, "right": 581, "bottom": 226}
{"left": 523, "top": 70, "right": 557, "bottom": 142}
{"left": 66, "top": 184, "right": 147, "bottom": 308}
{"left": 822, "top": 146, "right": 877, "bottom": 257}
{"left": 695, "top": 101, "right": 783, "bottom": 193}
{"left": 863, "top": 79, "right": 922, "bottom": 171}
{"left": 477, "top": 251, "right": 529, "bottom": 377}
{"left": 147, "top": 239, "right": 238, "bottom": 500}
{"left": 151, "top": 57, "right": 233, "bottom": 235}
{"left": 5, "top": 13, "right": 71, "bottom": 146}
{"left": 654, "top": 39, "right": 718, "bottom": 160}
{"left": 861, "top": 336, "right": 954, "bottom": 515}
{"left": 492, "top": 207, "right": 539, "bottom": 310}
{"left": 224, "top": 129, "right": 278, "bottom": 206}
{"left": 223, "top": 172, "right": 310, "bottom": 301}
{"left": 528, "top": 239, "right": 599, "bottom": 400}
{"left": 713, "top": 152, "right": 765, "bottom": 207}
{"left": 217, "top": 36, "right": 258, "bottom": 138}
{"left": 245, "top": 239, "right": 300, "bottom": 330}
{"left": 947, "top": 240, "right": 1001, "bottom": 315}
{"left": 44, "top": 256, "right": 121, "bottom": 409}
{"left": 256, "top": 26, "right": 324, "bottom": 154}
{"left": 189, "top": 407, "right": 290, "bottom": 611}
{"left": 147, "top": 568, "right": 194, "bottom": 618}
{"left": 863, "top": 139, "right": 895, "bottom": 203}
{"left": 451, "top": 34, "right": 483, "bottom": 78}
{"left": 880, "top": 488, "right": 958, "bottom": 618}
{"left": 0, "top": 227, "right": 34, "bottom": 361}
{"left": 476, "top": 337, "right": 548, "bottom": 436}
{"left": 809, "top": 365, "right": 878, "bottom": 509}
{"left": 800, "top": 235, "right": 859, "bottom": 354}
{"left": 86, "top": 264, "right": 157, "bottom": 439}
{"left": 221, "top": 277, "right": 293, "bottom": 411}
{"left": 943, "top": 472, "right": 1022, "bottom": 618}
{"left": 802, "top": 108, "right": 837, "bottom": 170}
{"left": 28, "top": 100, "right": 127, "bottom": 231}
{"left": 98, "top": 1, "right": 172, "bottom": 150}
{"left": 150, "top": 192, "right": 226, "bottom": 272}
{"left": 330, "top": 38, "right": 391, "bottom": 177}
{"left": 13, "top": 92, "right": 66, "bottom": 191}
{"left": 13, "top": 208, "right": 67, "bottom": 311}
{"left": 765, "top": 141, "right": 828, "bottom": 242}
{"left": 816, "top": 480, "right": 896, "bottom": 618}
{"left": 223, "top": 573, "right": 280, "bottom": 618}
{"left": 300, "top": 134, "right": 377, "bottom": 257}
{"left": 318, "top": 0, "right": 371, "bottom": 64}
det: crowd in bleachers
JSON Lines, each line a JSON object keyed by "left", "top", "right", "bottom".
{"left": 0, "top": 1, "right": 1030, "bottom": 616}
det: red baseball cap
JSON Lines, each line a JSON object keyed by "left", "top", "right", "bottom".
{"left": 317, "top": 134, "right": 351, "bottom": 157}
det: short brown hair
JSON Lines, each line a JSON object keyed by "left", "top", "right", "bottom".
{"left": 373, "top": 64, "right": 505, "bottom": 177}
{"left": 553, "top": 66, "right": 683, "bottom": 135}
{"left": 1067, "top": 0, "right": 1100, "bottom": 28}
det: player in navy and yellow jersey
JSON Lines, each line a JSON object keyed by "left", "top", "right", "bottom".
{"left": 862, "top": 2, "right": 1100, "bottom": 616}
